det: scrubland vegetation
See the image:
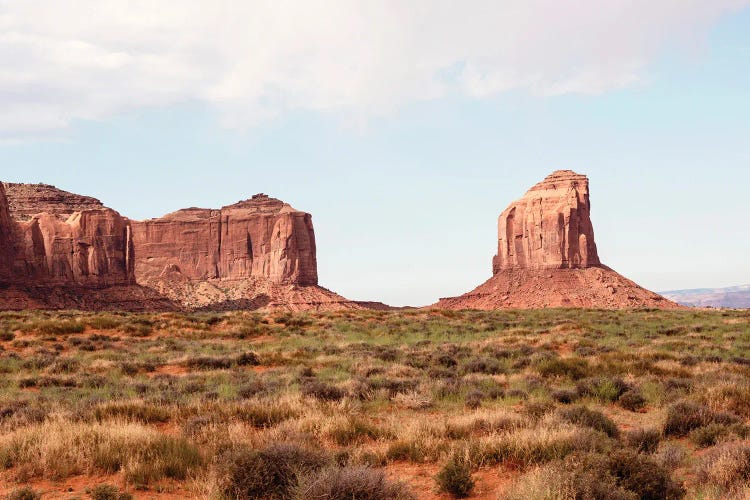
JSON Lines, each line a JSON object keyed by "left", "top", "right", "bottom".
{"left": 0, "top": 308, "right": 749, "bottom": 498}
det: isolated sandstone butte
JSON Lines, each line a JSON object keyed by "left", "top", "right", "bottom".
{"left": 130, "top": 194, "right": 318, "bottom": 286}
{"left": 493, "top": 170, "right": 600, "bottom": 272}
{"left": 437, "top": 170, "right": 678, "bottom": 310}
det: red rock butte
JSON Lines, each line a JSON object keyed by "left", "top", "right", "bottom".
{"left": 0, "top": 182, "right": 359, "bottom": 311}
{"left": 437, "top": 170, "right": 679, "bottom": 309}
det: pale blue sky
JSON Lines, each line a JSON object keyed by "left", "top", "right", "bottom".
{"left": 1, "top": 2, "right": 749, "bottom": 306}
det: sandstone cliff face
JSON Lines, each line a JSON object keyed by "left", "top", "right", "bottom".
{"left": 493, "top": 170, "right": 600, "bottom": 272}
{"left": 1, "top": 182, "right": 134, "bottom": 287}
{"left": 437, "top": 170, "right": 678, "bottom": 310}
{"left": 0, "top": 182, "right": 361, "bottom": 312}
{"left": 0, "top": 183, "right": 15, "bottom": 281}
{"left": 13, "top": 209, "right": 134, "bottom": 286}
{"left": 130, "top": 194, "right": 318, "bottom": 286}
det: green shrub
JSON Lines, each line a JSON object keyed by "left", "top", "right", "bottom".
{"left": 558, "top": 406, "right": 619, "bottom": 438}
{"left": 435, "top": 454, "right": 474, "bottom": 498}
{"left": 536, "top": 357, "right": 590, "bottom": 380}
{"left": 577, "top": 377, "right": 629, "bottom": 402}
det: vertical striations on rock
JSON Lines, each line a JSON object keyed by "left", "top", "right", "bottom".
{"left": 0, "top": 183, "right": 355, "bottom": 311}
{"left": 130, "top": 193, "right": 318, "bottom": 286}
{"left": 493, "top": 170, "right": 600, "bottom": 273}
{"left": 437, "top": 170, "right": 678, "bottom": 310}
{"left": 1, "top": 183, "right": 135, "bottom": 286}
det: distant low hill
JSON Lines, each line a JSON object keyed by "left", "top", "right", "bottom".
{"left": 661, "top": 284, "right": 750, "bottom": 308}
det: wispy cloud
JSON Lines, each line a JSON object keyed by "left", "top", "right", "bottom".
{"left": 0, "top": 0, "right": 747, "bottom": 140}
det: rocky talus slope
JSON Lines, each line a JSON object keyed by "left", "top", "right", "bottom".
{"left": 437, "top": 170, "right": 678, "bottom": 310}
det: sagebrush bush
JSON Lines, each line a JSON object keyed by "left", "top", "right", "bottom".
{"left": 577, "top": 377, "right": 629, "bottom": 402}
{"left": 301, "top": 380, "right": 346, "bottom": 401}
{"left": 219, "top": 443, "right": 329, "bottom": 499}
{"left": 607, "top": 449, "right": 685, "bottom": 500}
{"left": 435, "top": 454, "right": 474, "bottom": 498}
{"left": 87, "top": 484, "right": 133, "bottom": 500}
{"left": 558, "top": 406, "right": 619, "bottom": 438}
{"left": 695, "top": 443, "right": 750, "bottom": 490}
{"left": 624, "top": 428, "right": 661, "bottom": 454}
{"left": 618, "top": 390, "right": 647, "bottom": 411}
{"left": 510, "top": 450, "right": 684, "bottom": 500}
{"left": 295, "top": 466, "right": 415, "bottom": 500}
{"left": 5, "top": 487, "right": 41, "bottom": 500}
{"left": 690, "top": 423, "right": 730, "bottom": 448}
{"left": 551, "top": 389, "right": 578, "bottom": 404}
{"left": 535, "top": 357, "right": 590, "bottom": 380}
{"left": 506, "top": 453, "right": 635, "bottom": 500}
{"left": 663, "top": 401, "right": 739, "bottom": 437}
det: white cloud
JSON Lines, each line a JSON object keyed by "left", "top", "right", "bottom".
{"left": 0, "top": 0, "right": 747, "bottom": 139}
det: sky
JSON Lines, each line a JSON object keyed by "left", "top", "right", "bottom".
{"left": 1, "top": 1, "right": 749, "bottom": 306}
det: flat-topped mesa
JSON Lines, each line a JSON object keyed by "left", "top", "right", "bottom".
{"left": 130, "top": 194, "right": 318, "bottom": 287}
{"left": 493, "top": 170, "right": 600, "bottom": 273}
{"left": 4, "top": 183, "right": 104, "bottom": 221}
{"left": 0, "top": 182, "right": 134, "bottom": 287}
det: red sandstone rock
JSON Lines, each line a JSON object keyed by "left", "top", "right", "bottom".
{"left": 0, "top": 184, "right": 357, "bottom": 312}
{"left": 4, "top": 183, "right": 104, "bottom": 220}
{"left": 494, "top": 170, "right": 599, "bottom": 272}
{"left": 13, "top": 209, "right": 134, "bottom": 286}
{"left": 130, "top": 194, "right": 317, "bottom": 286}
{"left": 0, "top": 183, "right": 15, "bottom": 281}
{"left": 437, "top": 170, "right": 678, "bottom": 310}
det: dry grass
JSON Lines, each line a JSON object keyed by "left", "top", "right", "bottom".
{"left": 0, "top": 308, "right": 748, "bottom": 496}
